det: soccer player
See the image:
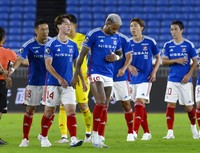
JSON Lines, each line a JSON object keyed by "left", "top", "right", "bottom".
{"left": 56, "top": 14, "right": 92, "bottom": 144}
{"left": 112, "top": 32, "right": 134, "bottom": 141}
{"left": 128, "top": 18, "right": 161, "bottom": 141}
{"left": 71, "top": 13, "right": 123, "bottom": 148}
{"left": 195, "top": 48, "right": 200, "bottom": 137}
{"left": 0, "top": 26, "right": 17, "bottom": 145}
{"left": 8, "top": 19, "right": 50, "bottom": 147}
{"left": 40, "top": 14, "right": 86, "bottom": 147}
{"left": 162, "top": 20, "right": 199, "bottom": 139}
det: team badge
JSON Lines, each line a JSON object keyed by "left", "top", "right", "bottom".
{"left": 45, "top": 48, "right": 50, "bottom": 54}
{"left": 143, "top": 46, "right": 148, "bottom": 51}
{"left": 18, "top": 48, "right": 23, "bottom": 54}
{"left": 182, "top": 48, "right": 186, "bottom": 52}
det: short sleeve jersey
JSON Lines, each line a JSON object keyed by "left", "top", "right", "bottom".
{"left": 162, "top": 39, "right": 197, "bottom": 82}
{"left": 82, "top": 27, "right": 122, "bottom": 78}
{"left": 44, "top": 37, "right": 79, "bottom": 86}
{"left": 17, "top": 37, "right": 51, "bottom": 85}
{"left": 130, "top": 35, "right": 160, "bottom": 84}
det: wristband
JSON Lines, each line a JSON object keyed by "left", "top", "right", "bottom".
{"left": 10, "top": 68, "right": 15, "bottom": 73}
{"left": 115, "top": 55, "right": 120, "bottom": 61}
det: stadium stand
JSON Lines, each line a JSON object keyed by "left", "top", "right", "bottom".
{"left": 0, "top": 0, "right": 36, "bottom": 50}
{"left": 66, "top": 0, "right": 200, "bottom": 49}
{"left": 1, "top": 0, "right": 200, "bottom": 49}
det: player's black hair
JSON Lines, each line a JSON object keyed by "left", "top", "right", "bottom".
{"left": 54, "top": 14, "right": 72, "bottom": 32}
{"left": 130, "top": 18, "right": 145, "bottom": 31}
{"left": 171, "top": 20, "right": 184, "bottom": 30}
{"left": 65, "top": 14, "right": 77, "bottom": 24}
{"left": 0, "top": 26, "right": 6, "bottom": 42}
{"left": 34, "top": 19, "right": 48, "bottom": 29}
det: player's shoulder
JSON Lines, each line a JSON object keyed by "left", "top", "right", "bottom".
{"left": 143, "top": 35, "right": 157, "bottom": 44}
{"left": 163, "top": 39, "right": 173, "bottom": 47}
{"left": 117, "top": 32, "right": 129, "bottom": 42}
{"left": 183, "top": 38, "right": 195, "bottom": 47}
{"left": 22, "top": 38, "right": 36, "bottom": 47}
{"left": 87, "top": 27, "right": 101, "bottom": 36}
{"left": 46, "top": 37, "right": 57, "bottom": 46}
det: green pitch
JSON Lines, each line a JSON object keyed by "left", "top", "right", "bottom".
{"left": 0, "top": 113, "right": 199, "bottom": 153}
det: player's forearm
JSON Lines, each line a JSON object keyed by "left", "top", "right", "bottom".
{"left": 122, "top": 53, "right": 132, "bottom": 70}
{"left": 153, "top": 55, "right": 161, "bottom": 72}
{"left": 187, "top": 58, "right": 198, "bottom": 76}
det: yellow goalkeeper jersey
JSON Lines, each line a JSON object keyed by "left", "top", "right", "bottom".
{"left": 71, "top": 32, "right": 87, "bottom": 75}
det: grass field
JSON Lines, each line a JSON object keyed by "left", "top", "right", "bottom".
{"left": 0, "top": 112, "right": 200, "bottom": 153}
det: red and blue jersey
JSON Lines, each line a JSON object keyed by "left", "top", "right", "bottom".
{"left": 113, "top": 32, "right": 132, "bottom": 82}
{"left": 130, "top": 35, "right": 160, "bottom": 84}
{"left": 162, "top": 39, "right": 197, "bottom": 83}
{"left": 83, "top": 27, "right": 122, "bottom": 78}
{"left": 44, "top": 37, "right": 79, "bottom": 86}
{"left": 17, "top": 37, "right": 51, "bottom": 85}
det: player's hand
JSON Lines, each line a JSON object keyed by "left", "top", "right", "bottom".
{"left": 58, "top": 78, "right": 68, "bottom": 88}
{"left": 117, "top": 68, "right": 125, "bottom": 77}
{"left": 81, "top": 81, "right": 88, "bottom": 92}
{"left": 181, "top": 74, "right": 190, "bottom": 84}
{"left": 148, "top": 71, "right": 156, "bottom": 82}
{"left": 175, "top": 57, "right": 188, "bottom": 65}
{"left": 71, "top": 75, "right": 78, "bottom": 89}
{"left": 128, "top": 65, "right": 138, "bottom": 76}
{"left": 8, "top": 68, "right": 15, "bottom": 77}
{"left": 105, "top": 50, "right": 118, "bottom": 62}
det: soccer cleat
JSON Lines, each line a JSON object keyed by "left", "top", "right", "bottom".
{"left": 163, "top": 130, "right": 175, "bottom": 139}
{"left": 41, "top": 136, "right": 52, "bottom": 147}
{"left": 84, "top": 134, "right": 92, "bottom": 143}
{"left": 126, "top": 133, "right": 136, "bottom": 141}
{"left": 37, "top": 134, "right": 42, "bottom": 142}
{"left": 55, "top": 137, "right": 69, "bottom": 143}
{"left": 98, "top": 136, "right": 110, "bottom": 148}
{"left": 191, "top": 124, "right": 199, "bottom": 139}
{"left": 70, "top": 137, "right": 83, "bottom": 147}
{"left": 19, "top": 138, "right": 29, "bottom": 147}
{"left": 141, "top": 132, "right": 152, "bottom": 141}
{"left": 0, "top": 138, "right": 7, "bottom": 145}
{"left": 91, "top": 131, "right": 99, "bottom": 147}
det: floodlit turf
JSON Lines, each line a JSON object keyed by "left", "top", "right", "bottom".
{"left": 0, "top": 112, "right": 199, "bottom": 153}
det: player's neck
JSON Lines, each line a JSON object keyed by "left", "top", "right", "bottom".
{"left": 57, "top": 34, "right": 68, "bottom": 43}
{"left": 36, "top": 37, "right": 48, "bottom": 44}
{"left": 173, "top": 37, "right": 183, "bottom": 44}
{"left": 133, "top": 34, "right": 143, "bottom": 42}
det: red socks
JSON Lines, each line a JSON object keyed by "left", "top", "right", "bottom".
{"left": 166, "top": 107, "right": 175, "bottom": 130}
{"left": 98, "top": 106, "right": 107, "bottom": 137}
{"left": 67, "top": 114, "right": 77, "bottom": 137}
{"left": 141, "top": 107, "right": 150, "bottom": 133}
{"left": 196, "top": 108, "right": 200, "bottom": 127}
{"left": 188, "top": 107, "right": 196, "bottom": 125}
{"left": 133, "top": 102, "right": 144, "bottom": 134}
{"left": 124, "top": 109, "right": 134, "bottom": 133}
{"left": 41, "top": 115, "right": 52, "bottom": 137}
{"left": 93, "top": 104, "right": 104, "bottom": 131}
{"left": 23, "top": 112, "right": 33, "bottom": 139}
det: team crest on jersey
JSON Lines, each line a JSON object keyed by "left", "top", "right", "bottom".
{"left": 45, "top": 48, "right": 50, "bottom": 54}
{"left": 161, "top": 49, "right": 166, "bottom": 54}
{"left": 143, "top": 46, "right": 148, "bottom": 51}
{"left": 113, "top": 39, "right": 117, "bottom": 45}
{"left": 18, "top": 48, "right": 23, "bottom": 54}
{"left": 84, "top": 37, "right": 89, "bottom": 43}
{"left": 182, "top": 48, "right": 186, "bottom": 52}
{"left": 69, "top": 48, "right": 73, "bottom": 53}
